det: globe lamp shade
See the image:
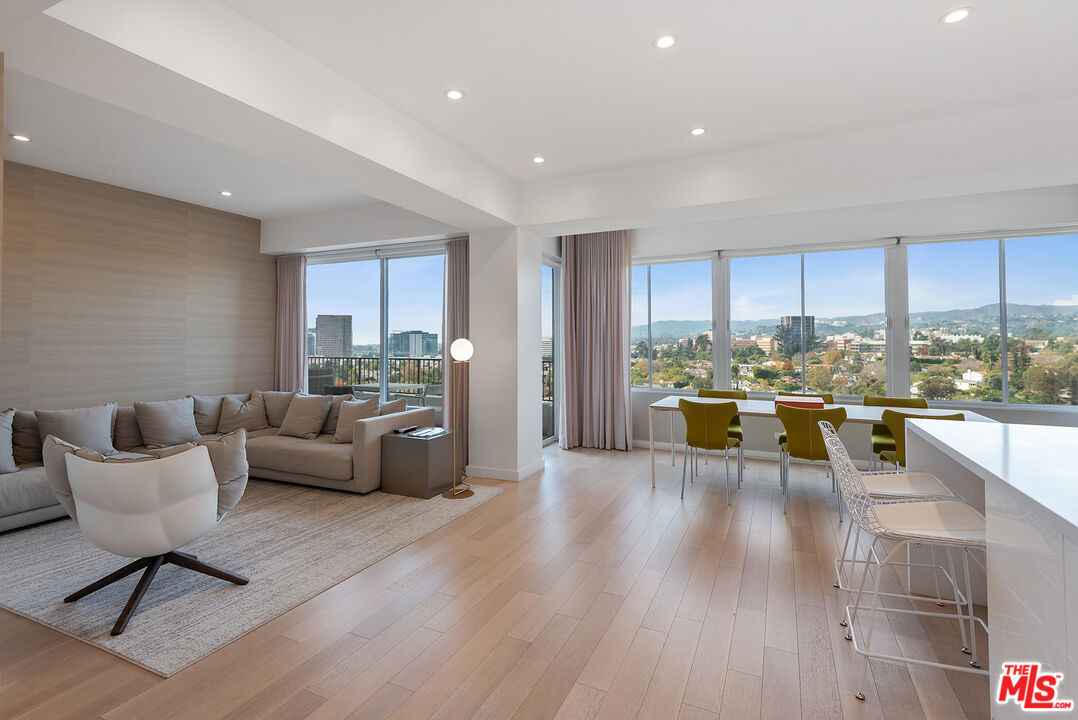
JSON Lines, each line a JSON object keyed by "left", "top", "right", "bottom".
{"left": 450, "top": 338, "right": 474, "bottom": 362}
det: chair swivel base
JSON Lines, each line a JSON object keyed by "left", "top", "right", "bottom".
{"left": 64, "top": 550, "right": 248, "bottom": 635}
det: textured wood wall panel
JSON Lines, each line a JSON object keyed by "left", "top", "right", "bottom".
{"left": 0, "top": 162, "right": 275, "bottom": 410}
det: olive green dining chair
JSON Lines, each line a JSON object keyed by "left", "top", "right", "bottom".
{"left": 879, "top": 409, "right": 965, "bottom": 469}
{"left": 862, "top": 396, "right": 928, "bottom": 470}
{"left": 775, "top": 391, "right": 835, "bottom": 446}
{"left": 775, "top": 404, "right": 847, "bottom": 514}
{"left": 678, "top": 399, "right": 742, "bottom": 505}
{"left": 698, "top": 389, "right": 747, "bottom": 473}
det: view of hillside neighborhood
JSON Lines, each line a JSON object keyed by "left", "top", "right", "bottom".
{"left": 631, "top": 236, "right": 1078, "bottom": 405}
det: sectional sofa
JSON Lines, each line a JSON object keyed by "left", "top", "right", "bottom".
{"left": 0, "top": 391, "right": 434, "bottom": 533}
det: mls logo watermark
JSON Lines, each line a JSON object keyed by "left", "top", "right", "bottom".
{"left": 996, "top": 663, "right": 1074, "bottom": 711}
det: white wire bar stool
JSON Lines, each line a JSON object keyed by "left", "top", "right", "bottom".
{"left": 819, "top": 422, "right": 989, "bottom": 701}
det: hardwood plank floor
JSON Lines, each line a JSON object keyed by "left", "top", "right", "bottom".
{"left": 0, "top": 446, "right": 989, "bottom": 719}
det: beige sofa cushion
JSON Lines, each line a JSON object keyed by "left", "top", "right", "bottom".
{"left": 218, "top": 392, "right": 270, "bottom": 433}
{"left": 322, "top": 394, "right": 354, "bottom": 435}
{"left": 135, "top": 397, "right": 201, "bottom": 449}
{"left": 246, "top": 434, "right": 354, "bottom": 482}
{"left": 380, "top": 398, "right": 407, "bottom": 416}
{"left": 41, "top": 436, "right": 79, "bottom": 519}
{"left": 0, "top": 409, "right": 16, "bottom": 475}
{"left": 279, "top": 395, "right": 333, "bottom": 440}
{"left": 0, "top": 465, "right": 57, "bottom": 519}
{"left": 190, "top": 393, "right": 250, "bottom": 435}
{"left": 112, "top": 406, "right": 144, "bottom": 451}
{"left": 262, "top": 391, "right": 297, "bottom": 428}
{"left": 36, "top": 404, "right": 117, "bottom": 455}
{"left": 10, "top": 410, "right": 42, "bottom": 465}
{"left": 334, "top": 398, "right": 379, "bottom": 442}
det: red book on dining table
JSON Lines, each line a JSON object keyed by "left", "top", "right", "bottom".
{"left": 774, "top": 396, "right": 826, "bottom": 409}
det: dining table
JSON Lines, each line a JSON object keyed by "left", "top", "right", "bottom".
{"left": 647, "top": 395, "right": 994, "bottom": 487}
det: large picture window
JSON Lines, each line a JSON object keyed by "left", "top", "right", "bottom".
{"left": 306, "top": 252, "right": 445, "bottom": 419}
{"left": 631, "top": 260, "right": 713, "bottom": 390}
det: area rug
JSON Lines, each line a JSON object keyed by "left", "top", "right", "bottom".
{"left": 0, "top": 479, "right": 501, "bottom": 676}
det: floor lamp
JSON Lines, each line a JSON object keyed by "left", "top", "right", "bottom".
{"left": 443, "top": 337, "right": 474, "bottom": 499}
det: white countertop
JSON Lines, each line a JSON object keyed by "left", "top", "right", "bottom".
{"left": 908, "top": 419, "right": 1078, "bottom": 538}
{"left": 650, "top": 396, "right": 994, "bottom": 424}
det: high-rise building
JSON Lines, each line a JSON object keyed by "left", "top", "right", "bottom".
{"left": 541, "top": 337, "right": 553, "bottom": 358}
{"left": 779, "top": 315, "right": 815, "bottom": 344}
{"left": 306, "top": 330, "right": 316, "bottom": 356}
{"left": 315, "top": 315, "right": 352, "bottom": 357}
{"left": 389, "top": 330, "right": 439, "bottom": 357}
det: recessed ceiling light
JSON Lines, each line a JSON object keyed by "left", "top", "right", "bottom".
{"left": 219, "top": 190, "right": 232, "bottom": 197}
{"left": 654, "top": 35, "right": 676, "bottom": 49}
{"left": 10, "top": 134, "right": 31, "bottom": 143}
{"left": 940, "top": 7, "right": 973, "bottom": 24}
{"left": 446, "top": 89, "right": 464, "bottom": 101}
{"left": 532, "top": 156, "right": 545, "bottom": 164}
{"left": 690, "top": 127, "right": 707, "bottom": 136}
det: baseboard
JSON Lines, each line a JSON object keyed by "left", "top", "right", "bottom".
{"left": 631, "top": 439, "right": 875, "bottom": 471}
{"left": 466, "top": 458, "right": 545, "bottom": 482}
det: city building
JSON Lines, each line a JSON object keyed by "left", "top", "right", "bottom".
{"left": 779, "top": 315, "right": 815, "bottom": 345}
{"left": 541, "top": 337, "right": 553, "bottom": 358}
{"left": 389, "top": 329, "right": 439, "bottom": 357}
{"left": 306, "top": 330, "right": 316, "bottom": 356}
{"left": 314, "top": 314, "right": 353, "bottom": 357}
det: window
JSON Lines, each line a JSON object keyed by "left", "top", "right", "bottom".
{"left": 387, "top": 255, "right": 445, "bottom": 407}
{"left": 306, "top": 252, "right": 445, "bottom": 419}
{"left": 541, "top": 264, "right": 558, "bottom": 441}
{"left": 631, "top": 260, "right": 713, "bottom": 390}
{"left": 730, "top": 254, "right": 801, "bottom": 393}
{"left": 804, "top": 248, "right": 886, "bottom": 397}
{"left": 729, "top": 249, "right": 885, "bottom": 398}
{"left": 907, "top": 239, "right": 1001, "bottom": 402}
{"left": 1003, "top": 234, "right": 1078, "bottom": 405}
{"left": 306, "top": 260, "right": 380, "bottom": 397}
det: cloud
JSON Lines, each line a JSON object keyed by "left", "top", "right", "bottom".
{"left": 1053, "top": 294, "right": 1078, "bottom": 306}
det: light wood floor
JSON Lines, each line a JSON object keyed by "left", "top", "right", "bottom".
{"left": 0, "top": 446, "right": 989, "bottom": 720}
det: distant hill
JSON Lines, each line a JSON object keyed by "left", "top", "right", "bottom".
{"left": 634, "top": 303, "right": 1078, "bottom": 342}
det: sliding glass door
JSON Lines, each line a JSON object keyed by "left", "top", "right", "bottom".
{"left": 542, "top": 263, "right": 560, "bottom": 444}
{"left": 306, "top": 252, "right": 445, "bottom": 424}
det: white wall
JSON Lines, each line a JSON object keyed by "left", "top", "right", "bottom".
{"left": 261, "top": 201, "right": 461, "bottom": 254}
{"left": 466, "top": 226, "right": 544, "bottom": 481}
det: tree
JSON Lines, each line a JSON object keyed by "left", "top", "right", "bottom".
{"left": 807, "top": 366, "right": 833, "bottom": 392}
{"left": 821, "top": 349, "right": 844, "bottom": 366}
{"left": 754, "top": 367, "right": 778, "bottom": 381}
{"left": 918, "top": 374, "right": 957, "bottom": 400}
{"left": 632, "top": 340, "right": 649, "bottom": 359}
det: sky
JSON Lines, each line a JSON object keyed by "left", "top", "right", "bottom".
{"left": 634, "top": 234, "right": 1078, "bottom": 324}
{"left": 307, "top": 255, "right": 445, "bottom": 345}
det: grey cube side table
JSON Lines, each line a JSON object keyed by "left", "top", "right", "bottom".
{"left": 380, "top": 430, "right": 457, "bottom": 499}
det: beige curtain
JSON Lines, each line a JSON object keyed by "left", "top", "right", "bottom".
{"left": 274, "top": 254, "right": 307, "bottom": 392}
{"left": 444, "top": 238, "right": 469, "bottom": 466}
{"left": 561, "top": 231, "right": 632, "bottom": 450}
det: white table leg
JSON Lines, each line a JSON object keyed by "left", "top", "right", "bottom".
{"left": 649, "top": 407, "right": 656, "bottom": 488}
{"left": 670, "top": 413, "right": 675, "bottom": 465}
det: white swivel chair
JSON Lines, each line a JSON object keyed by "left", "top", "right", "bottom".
{"left": 63, "top": 446, "right": 248, "bottom": 635}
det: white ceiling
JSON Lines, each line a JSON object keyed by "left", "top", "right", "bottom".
{"left": 218, "top": 0, "right": 1078, "bottom": 181}
{"left": 2, "top": 69, "right": 375, "bottom": 218}
{"left": 2, "top": 0, "right": 1078, "bottom": 243}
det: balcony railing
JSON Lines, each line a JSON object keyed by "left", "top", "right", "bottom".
{"left": 307, "top": 356, "right": 443, "bottom": 403}
{"left": 542, "top": 359, "right": 554, "bottom": 402}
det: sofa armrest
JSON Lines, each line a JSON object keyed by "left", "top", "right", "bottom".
{"left": 352, "top": 408, "right": 436, "bottom": 492}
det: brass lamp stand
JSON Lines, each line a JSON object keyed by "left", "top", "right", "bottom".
{"left": 443, "top": 338, "right": 474, "bottom": 499}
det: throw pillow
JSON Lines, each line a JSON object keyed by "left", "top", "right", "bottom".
{"left": 190, "top": 393, "right": 250, "bottom": 435}
{"left": 112, "top": 406, "right": 144, "bottom": 451}
{"left": 322, "top": 394, "right": 355, "bottom": 434}
{"left": 0, "top": 409, "right": 16, "bottom": 474}
{"left": 218, "top": 392, "right": 270, "bottom": 433}
{"left": 198, "top": 429, "right": 248, "bottom": 518}
{"left": 11, "top": 410, "right": 42, "bottom": 465}
{"left": 379, "top": 398, "right": 408, "bottom": 416}
{"left": 35, "top": 404, "right": 117, "bottom": 455}
{"left": 134, "top": 397, "right": 202, "bottom": 449}
{"left": 333, "top": 398, "right": 379, "bottom": 443}
{"left": 261, "top": 391, "right": 297, "bottom": 427}
{"left": 279, "top": 395, "right": 333, "bottom": 439}
{"left": 41, "top": 435, "right": 79, "bottom": 520}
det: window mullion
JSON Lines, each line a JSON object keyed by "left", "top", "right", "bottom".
{"left": 647, "top": 265, "right": 653, "bottom": 388}
{"left": 379, "top": 257, "right": 389, "bottom": 402}
{"left": 999, "top": 238, "right": 1009, "bottom": 404}
{"left": 800, "top": 253, "right": 807, "bottom": 392}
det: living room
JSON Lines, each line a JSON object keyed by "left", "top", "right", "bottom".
{"left": 2, "top": 2, "right": 1078, "bottom": 719}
